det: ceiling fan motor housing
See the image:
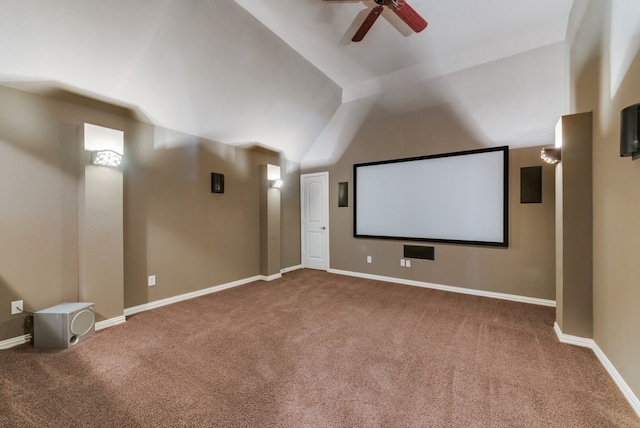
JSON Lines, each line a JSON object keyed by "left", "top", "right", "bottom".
{"left": 345, "top": 0, "right": 428, "bottom": 42}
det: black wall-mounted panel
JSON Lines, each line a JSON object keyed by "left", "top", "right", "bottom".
{"left": 211, "top": 173, "right": 224, "bottom": 194}
{"left": 404, "top": 245, "right": 435, "bottom": 260}
{"left": 338, "top": 182, "right": 348, "bottom": 207}
{"left": 620, "top": 103, "right": 640, "bottom": 160}
{"left": 520, "top": 166, "right": 542, "bottom": 204}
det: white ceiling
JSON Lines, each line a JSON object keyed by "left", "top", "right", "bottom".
{"left": 236, "top": 0, "right": 573, "bottom": 94}
{"left": 0, "top": 0, "right": 575, "bottom": 164}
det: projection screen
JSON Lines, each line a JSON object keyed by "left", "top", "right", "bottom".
{"left": 353, "top": 146, "right": 509, "bottom": 247}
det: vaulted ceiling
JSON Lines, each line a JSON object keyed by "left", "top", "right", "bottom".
{"left": 0, "top": 0, "right": 574, "bottom": 165}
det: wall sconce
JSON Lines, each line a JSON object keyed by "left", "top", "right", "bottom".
{"left": 90, "top": 150, "right": 123, "bottom": 168}
{"left": 84, "top": 123, "right": 124, "bottom": 168}
{"left": 541, "top": 147, "right": 561, "bottom": 165}
{"left": 267, "top": 164, "right": 283, "bottom": 189}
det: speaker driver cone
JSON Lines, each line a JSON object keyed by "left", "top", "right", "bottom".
{"left": 70, "top": 309, "right": 95, "bottom": 336}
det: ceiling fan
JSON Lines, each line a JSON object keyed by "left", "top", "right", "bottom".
{"left": 328, "top": 0, "right": 428, "bottom": 42}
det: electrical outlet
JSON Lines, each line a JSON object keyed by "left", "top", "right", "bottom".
{"left": 148, "top": 275, "right": 156, "bottom": 287}
{"left": 11, "top": 300, "right": 23, "bottom": 315}
{"left": 400, "top": 259, "right": 405, "bottom": 267}
{"left": 366, "top": 256, "right": 372, "bottom": 264}
{"left": 406, "top": 260, "right": 411, "bottom": 268}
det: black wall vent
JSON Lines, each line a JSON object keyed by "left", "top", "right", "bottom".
{"left": 404, "top": 245, "right": 435, "bottom": 260}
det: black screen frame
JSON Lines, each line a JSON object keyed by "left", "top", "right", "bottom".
{"left": 353, "top": 146, "right": 509, "bottom": 247}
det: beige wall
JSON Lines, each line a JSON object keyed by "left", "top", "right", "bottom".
{"left": 258, "top": 165, "right": 281, "bottom": 278}
{"left": 568, "top": 0, "right": 640, "bottom": 399}
{"left": 555, "top": 112, "right": 593, "bottom": 338}
{"left": 0, "top": 86, "right": 78, "bottom": 340}
{"left": 281, "top": 164, "right": 302, "bottom": 269}
{"left": 80, "top": 147, "right": 125, "bottom": 322}
{"left": 0, "top": 85, "right": 301, "bottom": 342}
{"left": 320, "top": 105, "right": 556, "bottom": 300}
{"left": 123, "top": 133, "right": 287, "bottom": 308}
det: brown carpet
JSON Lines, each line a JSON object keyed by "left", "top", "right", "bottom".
{"left": 1, "top": 269, "right": 638, "bottom": 427}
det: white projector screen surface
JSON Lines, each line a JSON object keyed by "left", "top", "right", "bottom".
{"left": 354, "top": 146, "right": 508, "bottom": 246}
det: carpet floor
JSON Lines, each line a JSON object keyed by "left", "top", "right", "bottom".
{"left": 1, "top": 269, "right": 638, "bottom": 427}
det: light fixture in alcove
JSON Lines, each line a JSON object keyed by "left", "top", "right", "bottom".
{"left": 267, "top": 164, "right": 283, "bottom": 189}
{"left": 541, "top": 147, "right": 561, "bottom": 165}
{"left": 84, "top": 123, "right": 124, "bottom": 168}
{"left": 90, "top": 150, "right": 122, "bottom": 167}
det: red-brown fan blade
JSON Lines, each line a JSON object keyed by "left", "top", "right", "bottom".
{"left": 389, "top": 0, "right": 428, "bottom": 33}
{"left": 352, "top": 5, "right": 384, "bottom": 42}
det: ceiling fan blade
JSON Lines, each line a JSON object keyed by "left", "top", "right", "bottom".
{"left": 352, "top": 5, "right": 383, "bottom": 42}
{"left": 389, "top": 0, "right": 428, "bottom": 33}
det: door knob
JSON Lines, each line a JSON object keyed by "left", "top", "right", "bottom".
{"left": 320, "top": 226, "right": 326, "bottom": 230}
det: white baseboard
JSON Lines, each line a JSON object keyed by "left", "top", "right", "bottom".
{"left": 328, "top": 268, "right": 556, "bottom": 307}
{"left": 3, "top": 275, "right": 271, "bottom": 348}
{"left": 3, "top": 273, "right": 287, "bottom": 348}
{"left": 0, "top": 314, "right": 126, "bottom": 350}
{"left": 95, "top": 315, "right": 126, "bottom": 331}
{"left": 124, "top": 275, "right": 264, "bottom": 317}
{"left": 281, "top": 264, "right": 303, "bottom": 274}
{"left": 554, "top": 322, "right": 640, "bottom": 418}
{"left": 553, "top": 322, "right": 595, "bottom": 348}
{"left": 0, "top": 334, "right": 31, "bottom": 350}
{"left": 263, "top": 273, "right": 282, "bottom": 282}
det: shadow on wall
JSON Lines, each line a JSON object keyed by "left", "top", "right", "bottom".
{"left": 0, "top": 81, "right": 150, "bottom": 332}
{"left": 335, "top": 102, "right": 489, "bottom": 165}
{"left": 0, "top": 81, "right": 301, "bottom": 338}
{"left": 0, "top": 80, "right": 152, "bottom": 184}
{"left": 0, "top": 80, "right": 151, "bottom": 123}
{"left": 0, "top": 81, "right": 154, "bottom": 341}
{"left": 123, "top": 124, "right": 300, "bottom": 310}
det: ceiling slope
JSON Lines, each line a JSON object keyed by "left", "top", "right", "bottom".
{"left": 235, "top": 0, "right": 574, "bottom": 96}
{"left": 0, "top": 0, "right": 341, "bottom": 162}
{"left": 0, "top": 0, "right": 575, "bottom": 162}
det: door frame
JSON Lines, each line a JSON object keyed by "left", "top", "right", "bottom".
{"left": 300, "top": 172, "right": 330, "bottom": 271}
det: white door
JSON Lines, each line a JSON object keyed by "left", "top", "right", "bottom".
{"left": 301, "top": 172, "right": 329, "bottom": 270}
